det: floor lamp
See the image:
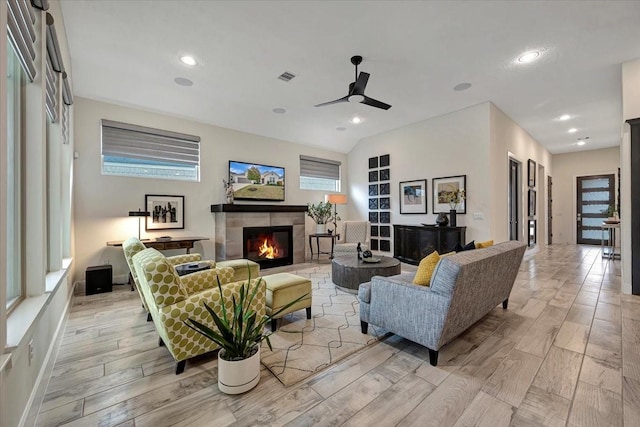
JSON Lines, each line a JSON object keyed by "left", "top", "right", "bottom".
{"left": 325, "top": 194, "right": 347, "bottom": 234}
{"left": 129, "top": 209, "right": 150, "bottom": 240}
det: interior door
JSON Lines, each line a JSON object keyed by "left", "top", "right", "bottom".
{"left": 509, "top": 159, "right": 520, "bottom": 240}
{"left": 576, "top": 174, "right": 614, "bottom": 245}
{"left": 548, "top": 176, "right": 553, "bottom": 244}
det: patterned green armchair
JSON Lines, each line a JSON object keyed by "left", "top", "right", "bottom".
{"left": 122, "top": 237, "right": 213, "bottom": 316}
{"left": 132, "top": 248, "right": 266, "bottom": 374}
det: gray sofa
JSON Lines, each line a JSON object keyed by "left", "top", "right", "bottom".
{"left": 359, "top": 240, "right": 526, "bottom": 366}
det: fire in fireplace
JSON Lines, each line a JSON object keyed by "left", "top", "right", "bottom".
{"left": 243, "top": 225, "right": 293, "bottom": 269}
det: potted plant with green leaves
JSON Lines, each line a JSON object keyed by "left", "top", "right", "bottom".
{"left": 185, "top": 274, "right": 306, "bottom": 394}
{"left": 307, "top": 201, "right": 333, "bottom": 234}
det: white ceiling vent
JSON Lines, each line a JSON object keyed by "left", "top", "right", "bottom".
{"left": 278, "top": 71, "right": 296, "bottom": 82}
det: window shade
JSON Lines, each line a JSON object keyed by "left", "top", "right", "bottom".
{"left": 300, "top": 155, "right": 341, "bottom": 180}
{"left": 7, "top": 0, "right": 37, "bottom": 81}
{"left": 45, "top": 53, "right": 58, "bottom": 122}
{"left": 101, "top": 120, "right": 201, "bottom": 167}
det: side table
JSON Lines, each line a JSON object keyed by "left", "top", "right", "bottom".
{"left": 309, "top": 233, "right": 340, "bottom": 261}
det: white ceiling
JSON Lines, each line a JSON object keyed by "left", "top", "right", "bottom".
{"left": 59, "top": 1, "right": 640, "bottom": 154}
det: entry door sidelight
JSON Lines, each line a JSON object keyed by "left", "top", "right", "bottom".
{"left": 576, "top": 174, "right": 614, "bottom": 245}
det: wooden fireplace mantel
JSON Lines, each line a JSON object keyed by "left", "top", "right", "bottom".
{"left": 210, "top": 204, "right": 308, "bottom": 213}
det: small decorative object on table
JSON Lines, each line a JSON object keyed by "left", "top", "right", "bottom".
{"left": 436, "top": 212, "right": 449, "bottom": 227}
{"left": 357, "top": 242, "right": 362, "bottom": 260}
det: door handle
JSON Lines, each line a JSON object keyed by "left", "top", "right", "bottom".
{"left": 577, "top": 213, "right": 581, "bottom": 224}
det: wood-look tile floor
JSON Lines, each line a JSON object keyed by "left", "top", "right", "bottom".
{"left": 34, "top": 245, "right": 640, "bottom": 426}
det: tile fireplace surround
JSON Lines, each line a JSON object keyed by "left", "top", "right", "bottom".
{"left": 211, "top": 204, "right": 307, "bottom": 265}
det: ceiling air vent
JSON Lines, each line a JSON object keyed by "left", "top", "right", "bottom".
{"left": 278, "top": 71, "right": 296, "bottom": 82}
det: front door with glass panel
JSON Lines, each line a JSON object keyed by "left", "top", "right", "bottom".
{"left": 576, "top": 174, "right": 614, "bottom": 245}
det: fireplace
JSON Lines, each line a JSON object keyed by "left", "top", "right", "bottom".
{"left": 243, "top": 225, "right": 293, "bottom": 269}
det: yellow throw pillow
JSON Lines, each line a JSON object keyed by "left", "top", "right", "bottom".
{"left": 413, "top": 251, "right": 440, "bottom": 286}
{"left": 476, "top": 240, "right": 494, "bottom": 249}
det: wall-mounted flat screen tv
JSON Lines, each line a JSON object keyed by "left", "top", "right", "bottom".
{"left": 229, "top": 160, "right": 285, "bottom": 202}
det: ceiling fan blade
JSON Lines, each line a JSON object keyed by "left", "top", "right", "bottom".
{"left": 362, "top": 95, "right": 391, "bottom": 110}
{"left": 315, "top": 95, "right": 349, "bottom": 107}
{"left": 351, "top": 72, "right": 370, "bottom": 95}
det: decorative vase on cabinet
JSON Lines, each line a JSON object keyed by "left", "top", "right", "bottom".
{"left": 449, "top": 209, "right": 457, "bottom": 227}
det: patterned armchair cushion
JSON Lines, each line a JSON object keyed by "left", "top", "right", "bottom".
{"left": 167, "top": 254, "right": 205, "bottom": 266}
{"left": 180, "top": 266, "right": 234, "bottom": 294}
{"left": 134, "top": 248, "right": 186, "bottom": 308}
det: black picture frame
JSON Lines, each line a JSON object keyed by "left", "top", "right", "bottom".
{"left": 528, "top": 189, "right": 536, "bottom": 217}
{"left": 368, "top": 184, "right": 378, "bottom": 196}
{"left": 379, "top": 168, "right": 390, "bottom": 181}
{"left": 369, "top": 212, "right": 379, "bottom": 224}
{"left": 369, "top": 170, "right": 379, "bottom": 182}
{"left": 432, "top": 175, "right": 467, "bottom": 214}
{"left": 380, "top": 212, "right": 391, "bottom": 223}
{"left": 371, "top": 225, "right": 379, "bottom": 237}
{"left": 399, "top": 179, "right": 427, "bottom": 214}
{"left": 379, "top": 183, "right": 390, "bottom": 195}
{"left": 369, "top": 156, "right": 379, "bottom": 169}
{"left": 380, "top": 154, "right": 390, "bottom": 167}
{"left": 528, "top": 159, "right": 536, "bottom": 187}
{"left": 370, "top": 239, "right": 379, "bottom": 251}
{"left": 369, "top": 198, "right": 379, "bottom": 210}
{"left": 145, "top": 194, "right": 185, "bottom": 230}
{"left": 380, "top": 240, "right": 391, "bottom": 252}
{"left": 380, "top": 226, "right": 391, "bottom": 238}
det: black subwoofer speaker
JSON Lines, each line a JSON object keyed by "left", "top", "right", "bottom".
{"left": 86, "top": 265, "right": 113, "bottom": 295}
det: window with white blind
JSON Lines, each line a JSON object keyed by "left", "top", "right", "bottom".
{"left": 101, "top": 120, "right": 201, "bottom": 181}
{"left": 299, "top": 155, "right": 341, "bottom": 191}
{"left": 6, "top": 41, "right": 25, "bottom": 310}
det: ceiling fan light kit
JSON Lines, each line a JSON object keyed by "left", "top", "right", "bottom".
{"left": 315, "top": 55, "right": 392, "bottom": 110}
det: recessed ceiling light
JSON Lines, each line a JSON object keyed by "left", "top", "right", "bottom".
{"left": 272, "top": 108, "right": 286, "bottom": 114}
{"left": 351, "top": 117, "right": 362, "bottom": 124}
{"left": 453, "top": 82, "right": 472, "bottom": 91}
{"left": 179, "top": 55, "right": 197, "bottom": 66}
{"left": 558, "top": 114, "right": 571, "bottom": 121}
{"left": 336, "top": 127, "right": 347, "bottom": 131}
{"left": 568, "top": 128, "right": 578, "bottom": 133}
{"left": 174, "top": 77, "right": 193, "bottom": 86}
{"left": 517, "top": 50, "right": 541, "bottom": 64}
{"left": 576, "top": 141, "right": 586, "bottom": 146}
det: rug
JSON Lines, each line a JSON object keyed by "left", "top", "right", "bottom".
{"left": 260, "top": 265, "right": 388, "bottom": 387}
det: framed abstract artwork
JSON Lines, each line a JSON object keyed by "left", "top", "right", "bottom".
{"left": 399, "top": 179, "right": 427, "bottom": 214}
{"left": 432, "top": 175, "right": 466, "bottom": 214}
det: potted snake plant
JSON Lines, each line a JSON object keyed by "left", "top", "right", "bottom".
{"left": 185, "top": 273, "right": 306, "bottom": 394}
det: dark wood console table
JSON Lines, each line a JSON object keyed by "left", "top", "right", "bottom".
{"left": 393, "top": 225, "right": 466, "bottom": 265}
{"left": 107, "top": 236, "right": 209, "bottom": 254}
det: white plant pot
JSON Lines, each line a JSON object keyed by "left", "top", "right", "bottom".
{"left": 316, "top": 224, "right": 326, "bottom": 234}
{"left": 217, "top": 346, "right": 260, "bottom": 394}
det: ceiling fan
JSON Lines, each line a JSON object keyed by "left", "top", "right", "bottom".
{"left": 315, "top": 55, "right": 391, "bottom": 110}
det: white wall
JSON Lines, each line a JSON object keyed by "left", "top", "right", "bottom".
{"left": 489, "top": 104, "right": 553, "bottom": 245}
{"left": 348, "top": 103, "right": 492, "bottom": 247}
{"left": 621, "top": 58, "right": 640, "bottom": 294}
{"left": 551, "top": 147, "right": 620, "bottom": 245}
{"left": 73, "top": 98, "right": 348, "bottom": 284}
